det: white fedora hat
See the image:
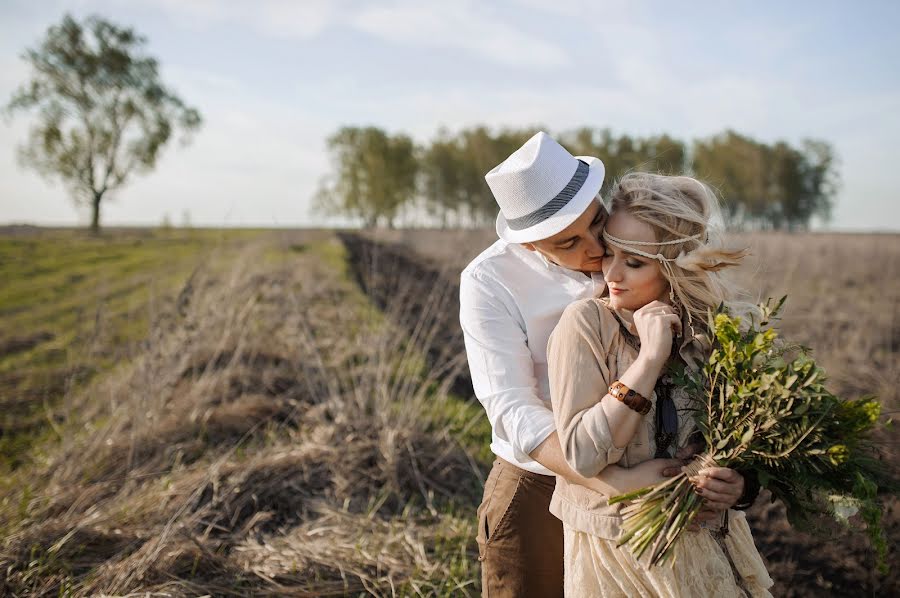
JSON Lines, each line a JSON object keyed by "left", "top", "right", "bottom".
{"left": 488, "top": 131, "right": 605, "bottom": 244}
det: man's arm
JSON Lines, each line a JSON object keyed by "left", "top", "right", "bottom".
{"left": 530, "top": 431, "right": 680, "bottom": 496}
{"left": 460, "top": 270, "right": 557, "bottom": 463}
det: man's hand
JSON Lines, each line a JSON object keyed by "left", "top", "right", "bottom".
{"left": 585, "top": 459, "right": 682, "bottom": 497}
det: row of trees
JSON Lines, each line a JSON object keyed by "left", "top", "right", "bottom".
{"left": 314, "top": 126, "right": 838, "bottom": 231}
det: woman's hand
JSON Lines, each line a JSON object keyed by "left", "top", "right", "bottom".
{"left": 692, "top": 467, "right": 745, "bottom": 511}
{"left": 633, "top": 300, "right": 682, "bottom": 366}
{"left": 662, "top": 457, "right": 746, "bottom": 530}
{"left": 690, "top": 468, "right": 745, "bottom": 530}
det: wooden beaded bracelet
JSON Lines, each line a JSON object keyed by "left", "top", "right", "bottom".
{"left": 608, "top": 380, "right": 652, "bottom": 415}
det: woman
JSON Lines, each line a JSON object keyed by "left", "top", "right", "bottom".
{"left": 547, "top": 173, "right": 774, "bottom": 597}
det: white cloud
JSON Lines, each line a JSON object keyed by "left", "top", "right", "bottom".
{"left": 253, "top": 0, "right": 343, "bottom": 39}
{"left": 351, "top": 0, "right": 569, "bottom": 69}
{"left": 128, "top": 0, "right": 570, "bottom": 69}
{"left": 100, "top": 0, "right": 343, "bottom": 38}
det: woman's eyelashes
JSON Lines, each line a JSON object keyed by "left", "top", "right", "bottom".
{"left": 603, "top": 249, "right": 644, "bottom": 268}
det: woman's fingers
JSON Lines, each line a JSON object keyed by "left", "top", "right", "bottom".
{"left": 636, "top": 312, "right": 681, "bottom": 334}
{"left": 692, "top": 478, "right": 737, "bottom": 505}
{"left": 644, "top": 300, "right": 672, "bottom": 310}
{"left": 642, "top": 313, "right": 681, "bottom": 337}
{"left": 695, "top": 477, "right": 740, "bottom": 496}
{"left": 660, "top": 313, "right": 682, "bottom": 334}
{"left": 661, "top": 465, "right": 680, "bottom": 477}
{"left": 699, "top": 467, "right": 742, "bottom": 482}
{"left": 697, "top": 467, "right": 744, "bottom": 494}
{"left": 635, "top": 302, "right": 677, "bottom": 320}
{"left": 692, "top": 467, "right": 745, "bottom": 508}
{"left": 633, "top": 301, "right": 683, "bottom": 360}
{"left": 695, "top": 489, "right": 733, "bottom": 510}
{"left": 637, "top": 303, "right": 676, "bottom": 316}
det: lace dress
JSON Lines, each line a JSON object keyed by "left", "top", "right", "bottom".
{"left": 563, "top": 511, "right": 773, "bottom": 597}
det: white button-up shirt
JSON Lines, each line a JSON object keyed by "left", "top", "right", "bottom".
{"left": 459, "top": 239, "right": 607, "bottom": 475}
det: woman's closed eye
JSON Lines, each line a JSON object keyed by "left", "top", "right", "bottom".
{"left": 604, "top": 248, "right": 645, "bottom": 268}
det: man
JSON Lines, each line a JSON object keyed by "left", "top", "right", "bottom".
{"left": 459, "top": 132, "right": 751, "bottom": 597}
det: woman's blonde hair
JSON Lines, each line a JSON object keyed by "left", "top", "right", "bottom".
{"left": 605, "top": 172, "right": 755, "bottom": 332}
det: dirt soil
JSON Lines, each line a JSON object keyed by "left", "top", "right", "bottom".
{"left": 339, "top": 232, "right": 472, "bottom": 399}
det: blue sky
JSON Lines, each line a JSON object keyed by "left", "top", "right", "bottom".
{"left": 1, "top": 0, "right": 899, "bottom": 230}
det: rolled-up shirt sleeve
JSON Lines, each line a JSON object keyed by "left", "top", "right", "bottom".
{"left": 459, "top": 271, "right": 556, "bottom": 462}
{"left": 547, "top": 300, "right": 627, "bottom": 477}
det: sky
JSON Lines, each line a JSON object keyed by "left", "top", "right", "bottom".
{"left": 1, "top": 0, "right": 899, "bottom": 230}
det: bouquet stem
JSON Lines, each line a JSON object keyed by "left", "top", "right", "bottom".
{"left": 611, "top": 453, "right": 719, "bottom": 566}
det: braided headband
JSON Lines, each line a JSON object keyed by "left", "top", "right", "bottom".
{"left": 602, "top": 231, "right": 705, "bottom": 261}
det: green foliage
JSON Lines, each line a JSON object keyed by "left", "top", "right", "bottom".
{"left": 420, "top": 126, "right": 540, "bottom": 227}
{"left": 561, "top": 128, "right": 687, "bottom": 195}
{"left": 5, "top": 14, "right": 202, "bottom": 233}
{"left": 314, "top": 126, "right": 418, "bottom": 228}
{"left": 692, "top": 130, "right": 838, "bottom": 230}
{"left": 613, "top": 297, "right": 889, "bottom": 568}
{"left": 690, "top": 299, "right": 889, "bottom": 566}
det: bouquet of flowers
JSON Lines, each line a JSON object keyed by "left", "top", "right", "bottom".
{"left": 608, "top": 298, "right": 890, "bottom": 568}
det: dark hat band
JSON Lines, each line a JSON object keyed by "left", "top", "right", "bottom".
{"left": 504, "top": 160, "right": 590, "bottom": 231}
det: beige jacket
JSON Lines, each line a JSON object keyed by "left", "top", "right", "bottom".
{"left": 546, "top": 297, "right": 709, "bottom": 540}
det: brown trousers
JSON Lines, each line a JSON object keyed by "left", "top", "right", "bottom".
{"left": 476, "top": 458, "right": 564, "bottom": 598}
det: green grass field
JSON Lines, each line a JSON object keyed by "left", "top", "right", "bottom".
{"left": 0, "top": 228, "right": 265, "bottom": 470}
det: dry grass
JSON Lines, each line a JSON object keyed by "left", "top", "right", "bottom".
{"left": 731, "top": 232, "right": 900, "bottom": 407}
{"left": 2, "top": 227, "right": 896, "bottom": 597}
{"left": 1, "top": 231, "right": 484, "bottom": 596}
